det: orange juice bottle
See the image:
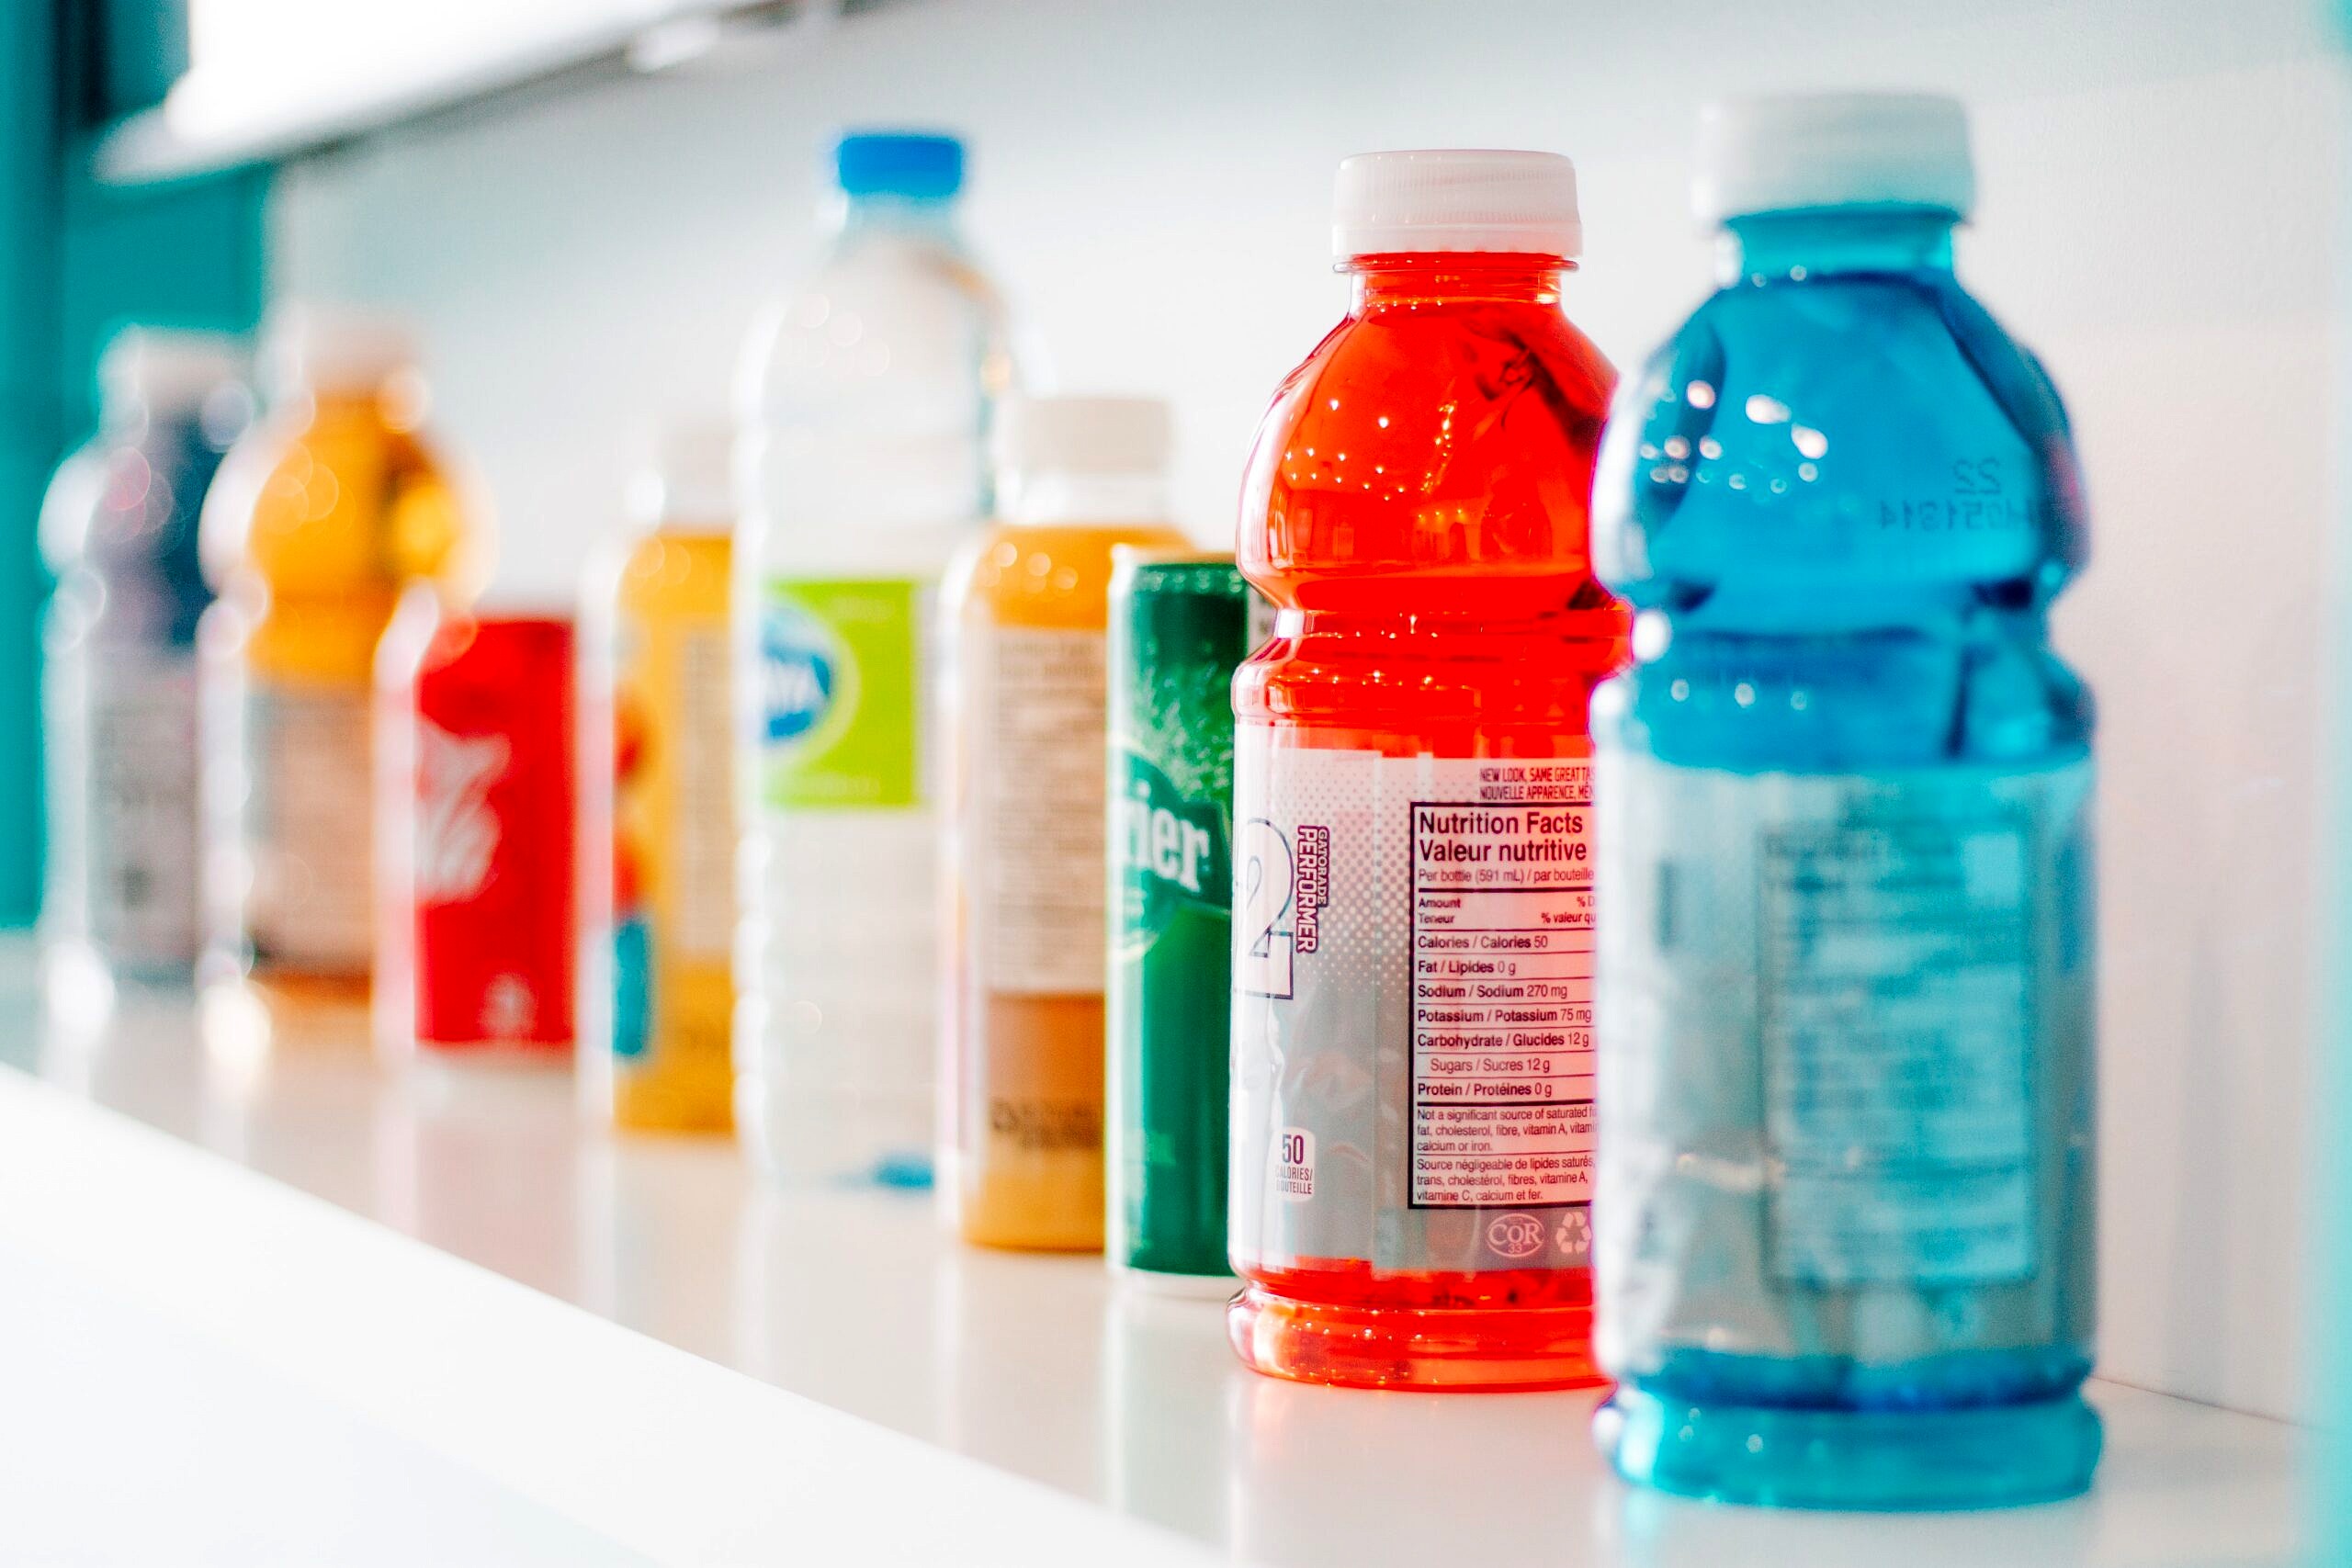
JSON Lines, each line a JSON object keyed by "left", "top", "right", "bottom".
{"left": 198, "top": 307, "right": 481, "bottom": 1009}
{"left": 943, "top": 397, "right": 1189, "bottom": 1249}
{"left": 580, "top": 425, "right": 737, "bottom": 1132}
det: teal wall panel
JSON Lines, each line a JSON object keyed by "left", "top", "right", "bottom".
{"left": 0, "top": 0, "right": 63, "bottom": 925}
{"left": 0, "top": 0, "right": 267, "bottom": 928}
{"left": 57, "top": 169, "right": 268, "bottom": 442}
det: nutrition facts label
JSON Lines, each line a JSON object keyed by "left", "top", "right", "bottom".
{"left": 1758, "top": 803, "right": 2038, "bottom": 1286}
{"left": 978, "top": 626, "right": 1109, "bottom": 996}
{"left": 673, "top": 625, "right": 735, "bottom": 960}
{"left": 1407, "top": 763, "right": 1596, "bottom": 1211}
{"left": 250, "top": 684, "right": 374, "bottom": 968}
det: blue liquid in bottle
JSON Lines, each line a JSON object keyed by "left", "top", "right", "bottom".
{"left": 1588, "top": 95, "right": 2100, "bottom": 1509}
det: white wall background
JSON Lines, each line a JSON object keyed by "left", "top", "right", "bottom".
{"left": 269, "top": 0, "right": 2344, "bottom": 1422}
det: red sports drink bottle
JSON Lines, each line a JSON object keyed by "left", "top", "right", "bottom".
{"left": 1228, "top": 150, "right": 1624, "bottom": 1390}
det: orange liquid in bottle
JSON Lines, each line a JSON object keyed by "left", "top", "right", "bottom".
{"left": 200, "top": 353, "right": 479, "bottom": 1010}
{"left": 1229, "top": 249, "right": 1624, "bottom": 1390}
{"left": 944, "top": 509, "right": 1187, "bottom": 1251}
{"left": 597, "top": 527, "right": 737, "bottom": 1132}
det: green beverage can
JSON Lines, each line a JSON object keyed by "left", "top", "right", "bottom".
{"left": 1108, "top": 548, "right": 1263, "bottom": 1293}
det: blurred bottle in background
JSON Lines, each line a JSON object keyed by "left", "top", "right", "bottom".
{"left": 943, "top": 397, "right": 1187, "bottom": 1250}
{"left": 40, "top": 328, "right": 251, "bottom": 1012}
{"left": 580, "top": 424, "right": 737, "bottom": 1133}
{"left": 736, "top": 130, "right": 1013, "bottom": 1184}
{"left": 2321, "top": 12, "right": 2352, "bottom": 1562}
{"left": 375, "top": 594, "right": 576, "bottom": 1064}
{"left": 198, "top": 306, "right": 482, "bottom": 1010}
{"left": 1588, "top": 95, "right": 2098, "bottom": 1507}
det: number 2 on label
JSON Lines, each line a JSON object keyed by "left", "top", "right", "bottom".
{"left": 1237, "top": 817, "right": 1295, "bottom": 998}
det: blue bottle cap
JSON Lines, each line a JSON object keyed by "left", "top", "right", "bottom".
{"left": 832, "top": 131, "right": 966, "bottom": 201}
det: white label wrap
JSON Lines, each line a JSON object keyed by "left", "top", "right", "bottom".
{"left": 1230, "top": 731, "right": 1597, "bottom": 1277}
{"left": 86, "top": 653, "right": 203, "bottom": 963}
{"left": 1595, "top": 753, "right": 2097, "bottom": 1369}
{"left": 974, "top": 626, "right": 1109, "bottom": 995}
{"left": 248, "top": 684, "right": 374, "bottom": 969}
{"left": 673, "top": 624, "right": 735, "bottom": 960}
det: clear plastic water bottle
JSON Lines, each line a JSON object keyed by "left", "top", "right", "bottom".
{"left": 736, "top": 130, "right": 1013, "bottom": 1185}
{"left": 1589, "top": 94, "right": 2099, "bottom": 1507}
{"left": 40, "top": 329, "right": 250, "bottom": 1006}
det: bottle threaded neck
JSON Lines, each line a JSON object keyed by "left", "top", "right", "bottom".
{"left": 1718, "top": 209, "right": 1957, "bottom": 284}
{"left": 1346, "top": 254, "right": 1570, "bottom": 308}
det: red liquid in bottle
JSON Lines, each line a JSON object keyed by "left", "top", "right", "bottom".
{"left": 1229, "top": 233, "right": 1623, "bottom": 1390}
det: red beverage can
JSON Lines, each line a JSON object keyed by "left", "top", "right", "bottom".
{"left": 376, "top": 596, "right": 577, "bottom": 1058}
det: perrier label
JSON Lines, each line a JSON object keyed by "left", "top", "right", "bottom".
{"left": 1106, "top": 548, "right": 1265, "bottom": 1288}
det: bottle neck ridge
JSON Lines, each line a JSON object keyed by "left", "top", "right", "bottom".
{"left": 1717, "top": 209, "right": 1958, "bottom": 285}
{"left": 1345, "top": 253, "right": 1571, "bottom": 310}
{"left": 835, "top": 192, "right": 961, "bottom": 240}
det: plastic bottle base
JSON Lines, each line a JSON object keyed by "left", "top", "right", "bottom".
{"left": 1595, "top": 1385, "right": 2102, "bottom": 1510}
{"left": 741, "top": 1089, "right": 933, "bottom": 1190}
{"left": 254, "top": 969, "right": 372, "bottom": 1010}
{"left": 1227, "top": 1283, "right": 1603, "bottom": 1393}
{"left": 956, "top": 1218, "right": 1103, "bottom": 1253}
{"left": 754, "top": 1151, "right": 936, "bottom": 1191}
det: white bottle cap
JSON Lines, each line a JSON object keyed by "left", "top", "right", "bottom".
{"left": 993, "top": 395, "right": 1171, "bottom": 478}
{"left": 1331, "top": 150, "right": 1583, "bottom": 260}
{"left": 97, "top": 327, "right": 244, "bottom": 412}
{"left": 259, "top": 301, "right": 418, "bottom": 400}
{"left": 631, "top": 418, "right": 736, "bottom": 526}
{"left": 1695, "top": 92, "right": 1975, "bottom": 224}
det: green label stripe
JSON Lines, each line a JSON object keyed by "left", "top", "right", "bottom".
{"left": 758, "top": 576, "right": 922, "bottom": 810}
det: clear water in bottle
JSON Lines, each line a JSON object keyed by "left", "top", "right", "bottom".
{"left": 736, "top": 130, "right": 1013, "bottom": 1185}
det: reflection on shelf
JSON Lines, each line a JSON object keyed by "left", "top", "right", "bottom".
{"left": 0, "top": 965, "right": 2307, "bottom": 1568}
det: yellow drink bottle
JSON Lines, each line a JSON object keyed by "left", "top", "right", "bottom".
{"left": 580, "top": 427, "right": 737, "bottom": 1132}
{"left": 942, "top": 397, "right": 1189, "bottom": 1250}
{"left": 198, "top": 307, "right": 481, "bottom": 1010}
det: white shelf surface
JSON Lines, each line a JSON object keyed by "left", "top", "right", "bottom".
{"left": 0, "top": 954, "right": 2306, "bottom": 1566}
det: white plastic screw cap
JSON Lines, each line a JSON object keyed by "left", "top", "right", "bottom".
{"left": 634, "top": 417, "right": 736, "bottom": 525}
{"left": 261, "top": 300, "right": 419, "bottom": 400}
{"left": 993, "top": 395, "right": 1172, "bottom": 478}
{"left": 98, "top": 327, "right": 244, "bottom": 412}
{"left": 1695, "top": 92, "right": 1975, "bottom": 224}
{"left": 1332, "top": 150, "right": 1583, "bottom": 260}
